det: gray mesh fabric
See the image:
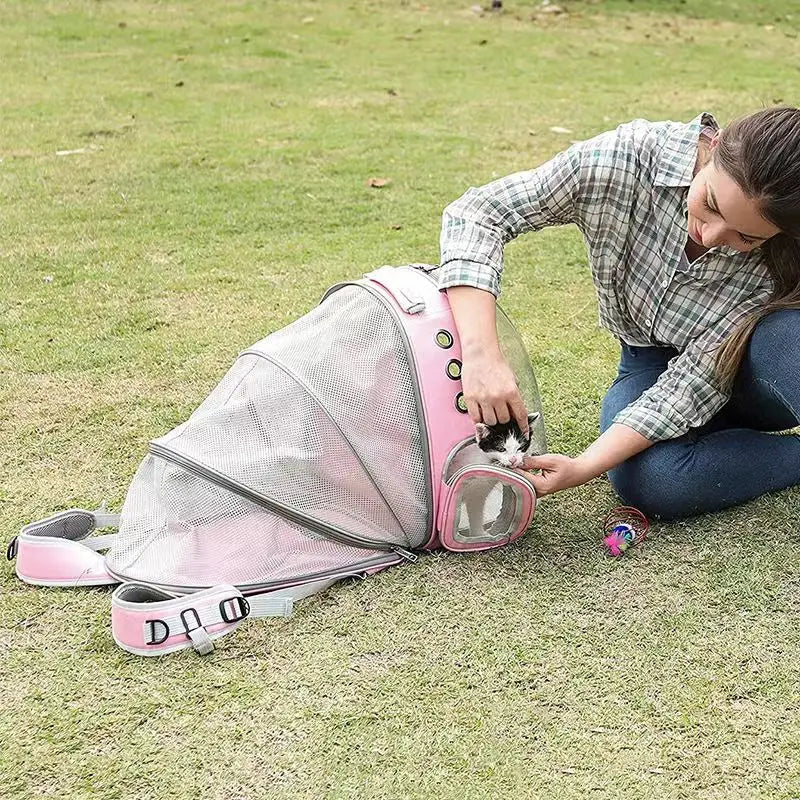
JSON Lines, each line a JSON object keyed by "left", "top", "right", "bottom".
{"left": 108, "top": 284, "right": 429, "bottom": 589}
{"left": 109, "top": 455, "right": 392, "bottom": 588}
{"left": 27, "top": 512, "right": 94, "bottom": 541}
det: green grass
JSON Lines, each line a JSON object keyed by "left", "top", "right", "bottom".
{"left": 3, "top": 1, "right": 800, "bottom": 797}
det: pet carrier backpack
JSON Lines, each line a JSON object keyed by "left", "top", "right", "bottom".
{"left": 9, "top": 265, "right": 547, "bottom": 656}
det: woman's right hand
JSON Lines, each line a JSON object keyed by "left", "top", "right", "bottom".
{"left": 444, "top": 285, "right": 529, "bottom": 432}
{"left": 460, "top": 348, "right": 529, "bottom": 432}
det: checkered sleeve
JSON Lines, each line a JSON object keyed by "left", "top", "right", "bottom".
{"left": 438, "top": 122, "right": 648, "bottom": 296}
{"left": 438, "top": 146, "right": 583, "bottom": 296}
{"left": 613, "top": 293, "right": 773, "bottom": 441}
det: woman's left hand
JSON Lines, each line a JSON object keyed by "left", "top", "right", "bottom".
{"left": 517, "top": 425, "right": 654, "bottom": 498}
{"left": 518, "top": 454, "right": 594, "bottom": 497}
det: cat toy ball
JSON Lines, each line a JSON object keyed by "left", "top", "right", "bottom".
{"left": 603, "top": 506, "right": 649, "bottom": 557}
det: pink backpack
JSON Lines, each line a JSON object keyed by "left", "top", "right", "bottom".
{"left": 8, "top": 265, "right": 546, "bottom": 656}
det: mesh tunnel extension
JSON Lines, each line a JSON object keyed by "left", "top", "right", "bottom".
{"left": 108, "top": 285, "right": 430, "bottom": 589}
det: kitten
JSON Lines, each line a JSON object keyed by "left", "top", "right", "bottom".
{"left": 475, "top": 412, "right": 541, "bottom": 469}
{"left": 450, "top": 412, "right": 541, "bottom": 541}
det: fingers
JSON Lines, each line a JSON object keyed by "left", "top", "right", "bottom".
{"left": 466, "top": 398, "right": 482, "bottom": 426}
{"left": 492, "top": 403, "right": 509, "bottom": 425}
{"left": 480, "top": 398, "right": 513, "bottom": 427}
{"left": 480, "top": 404, "right": 498, "bottom": 427}
{"left": 510, "top": 395, "right": 529, "bottom": 434}
{"left": 530, "top": 474, "right": 549, "bottom": 496}
{"left": 514, "top": 465, "right": 549, "bottom": 496}
{"left": 459, "top": 356, "right": 522, "bottom": 429}
{"left": 521, "top": 454, "right": 562, "bottom": 474}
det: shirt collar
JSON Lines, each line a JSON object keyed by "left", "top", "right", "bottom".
{"left": 654, "top": 112, "right": 719, "bottom": 188}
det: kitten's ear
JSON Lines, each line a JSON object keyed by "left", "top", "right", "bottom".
{"left": 527, "top": 412, "right": 540, "bottom": 427}
{"left": 474, "top": 423, "right": 490, "bottom": 443}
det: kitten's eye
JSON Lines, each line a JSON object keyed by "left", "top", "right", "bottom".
{"left": 496, "top": 445, "right": 505, "bottom": 452}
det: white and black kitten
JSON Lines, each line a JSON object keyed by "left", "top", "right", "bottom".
{"left": 448, "top": 412, "right": 541, "bottom": 540}
{"left": 475, "top": 412, "right": 541, "bottom": 468}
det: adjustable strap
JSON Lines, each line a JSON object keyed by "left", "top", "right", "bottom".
{"left": 112, "top": 582, "right": 289, "bottom": 657}
{"left": 111, "top": 575, "right": 347, "bottom": 657}
{"left": 249, "top": 576, "right": 342, "bottom": 609}
{"left": 8, "top": 504, "right": 120, "bottom": 587}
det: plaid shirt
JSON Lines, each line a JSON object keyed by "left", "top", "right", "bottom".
{"left": 439, "top": 113, "right": 774, "bottom": 442}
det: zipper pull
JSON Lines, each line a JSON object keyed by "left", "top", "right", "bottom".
{"left": 393, "top": 546, "right": 419, "bottom": 563}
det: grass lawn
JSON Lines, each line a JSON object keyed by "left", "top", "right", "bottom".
{"left": 3, "top": 1, "right": 800, "bottom": 797}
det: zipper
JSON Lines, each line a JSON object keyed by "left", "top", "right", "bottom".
{"left": 148, "top": 442, "right": 418, "bottom": 561}
{"left": 392, "top": 546, "right": 419, "bottom": 563}
{"left": 106, "top": 552, "right": 402, "bottom": 596}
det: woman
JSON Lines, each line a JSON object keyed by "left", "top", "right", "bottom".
{"left": 440, "top": 106, "right": 800, "bottom": 518}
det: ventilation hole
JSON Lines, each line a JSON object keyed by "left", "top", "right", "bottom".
{"left": 435, "top": 330, "right": 453, "bottom": 349}
{"left": 446, "top": 359, "right": 462, "bottom": 380}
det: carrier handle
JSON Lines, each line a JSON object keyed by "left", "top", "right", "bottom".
{"left": 364, "top": 266, "right": 427, "bottom": 314}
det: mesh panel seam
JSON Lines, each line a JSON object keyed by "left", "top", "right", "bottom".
{"left": 107, "top": 552, "right": 399, "bottom": 594}
{"left": 149, "top": 442, "right": 400, "bottom": 552}
{"left": 241, "top": 348, "right": 409, "bottom": 544}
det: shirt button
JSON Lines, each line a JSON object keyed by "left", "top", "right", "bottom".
{"left": 662, "top": 279, "right": 669, "bottom": 288}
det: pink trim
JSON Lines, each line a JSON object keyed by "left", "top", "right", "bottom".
{"left": 365, "top": 267, "right": 475, "bottom": 548}
{"left": 111, "top": 584, "right": 247, "bottom": 656}
{"left": 112, "top": 604, "right": 232, "bottom": 655}
{"left": 436, "top": 467, "right": 536, "bottom": 552}
{"left": 15, "top": 536, "right": 116, "bottom": 586}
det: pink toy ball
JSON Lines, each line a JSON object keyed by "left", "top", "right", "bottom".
{"left": 602, "top": 506, "right": 648, "bottom": 557}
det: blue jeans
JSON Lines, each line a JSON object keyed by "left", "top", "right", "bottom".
{"left": 600, "top": 309, "right": 800, "bottom": 519}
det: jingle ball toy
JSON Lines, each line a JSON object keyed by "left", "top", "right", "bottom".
{"left": 603, "top": 506, "right": 648, "bottom": 557}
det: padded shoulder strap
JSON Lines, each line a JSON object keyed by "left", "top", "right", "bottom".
{"left": 111, "top": 577, "right": 343, "bottom": 657}
{"left": 9, "top": 504, "right": 120, "bottom": 587}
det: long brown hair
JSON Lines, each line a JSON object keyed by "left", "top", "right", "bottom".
{"left": 713, "top": 106, "right": 800, "bottom": 389}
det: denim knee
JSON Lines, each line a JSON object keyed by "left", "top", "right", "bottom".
{"left": 607, "top": 441, "right": 699, "bottom": 520}
{"left": 746, "top": 308, "right": 800, "bottom": 377}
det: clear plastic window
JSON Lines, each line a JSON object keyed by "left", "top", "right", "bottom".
{"left": 451, "top": 475, "right": 525, "bottom": 545}
{"left": 497, "top": 305, "right": 547, "bottom": 454}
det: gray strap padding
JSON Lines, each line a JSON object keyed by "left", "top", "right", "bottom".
{"left": 20, "top": 504, "right": 119, "bottom": 541}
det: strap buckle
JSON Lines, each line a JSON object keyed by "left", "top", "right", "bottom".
{"left": 220, "top": 596, "right": 250, "bottom": 623}
{"left": 179, "top": 606, "right": 215, "bottom": 656}
{"left": 180, "top": 607, "right": 203, "bottom": 634}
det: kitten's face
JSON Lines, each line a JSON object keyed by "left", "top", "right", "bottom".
{"left": 474, "top": 413, "right": 540, "bottom": 469}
